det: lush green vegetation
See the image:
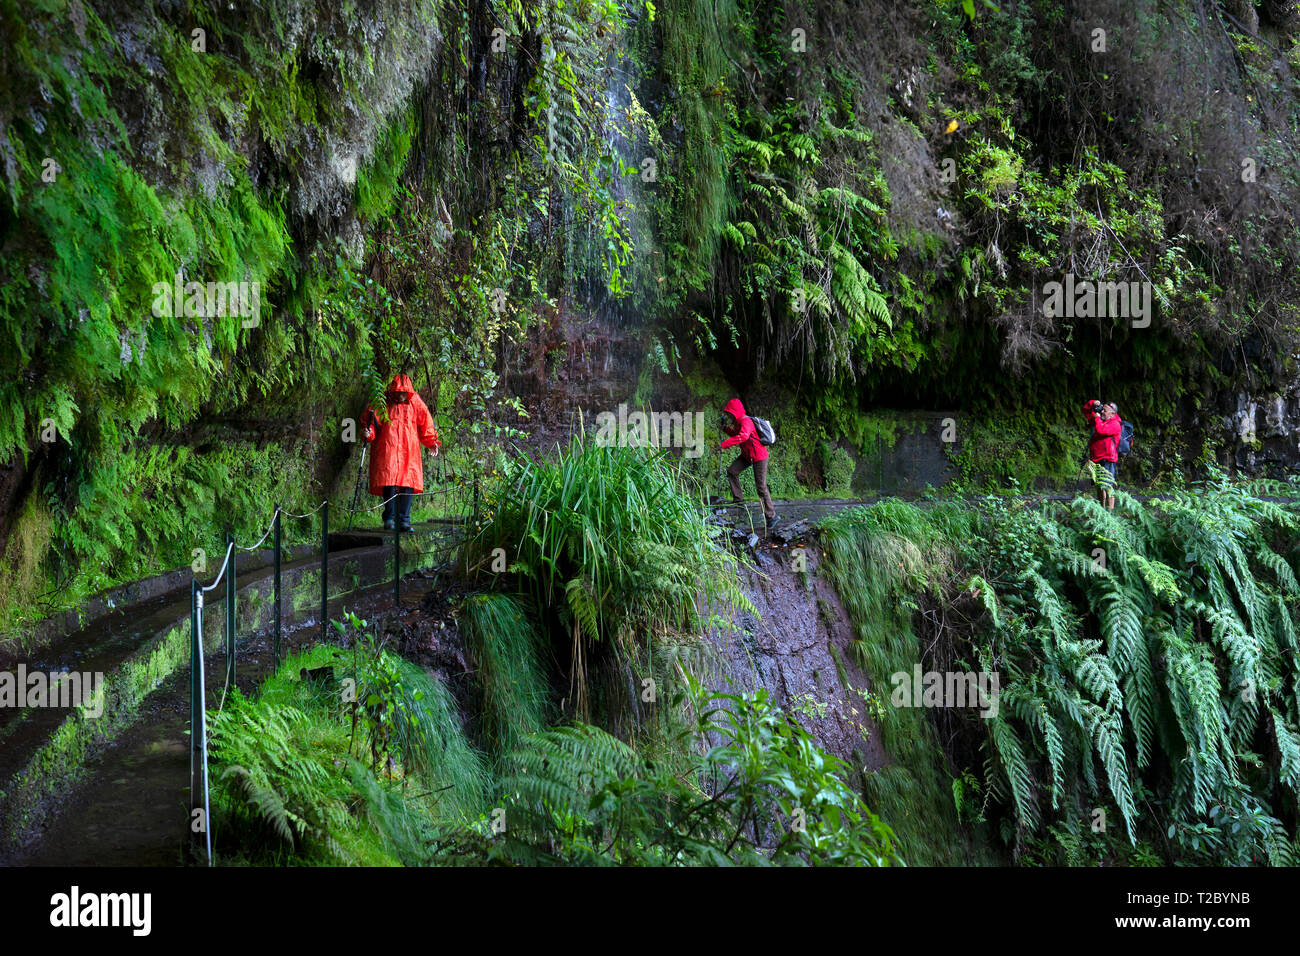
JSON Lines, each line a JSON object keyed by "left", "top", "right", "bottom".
{"left": 639, "top": 0, "right": 1300, "bottom": 484}
{"left": 820, "top": 474, "right": 1300, "bottom": 865}
{"left": 465, "top": 439, "right": 752, "bottom": 718}
{"left": 206, "top": 446, "right": 900, "bottom": 866}
{"left": 210, "top": 633, "right": 490, "bottom": 865}
{"left": 203, "top": 450, "right": 1300, "bottom": 868}
{"left": 0, "top": 0, "right": 651, "bottom": 641}
{"left": 210, "top": 605, "right": 899, "bottom": 865}
{"left": 8, "top": 0, "right": 1300, "bottom": 637}
{"left": 431, "top": 677, "right": 899, "bottom": 866}
{"left": 7, "top": 0, "right": 1300, "bottom": 870}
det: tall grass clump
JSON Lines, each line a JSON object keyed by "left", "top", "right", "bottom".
{"left": 465, "top": 438, "right": 751, "bottom": 717}
{"left": 345, "top": 653, "right": 492, "bottom": 822}
{"left": 460, "top": 592, "right": 552, "bottom": 761}
{"left": 819, "top": 498, "right": 989, "bottom": 864}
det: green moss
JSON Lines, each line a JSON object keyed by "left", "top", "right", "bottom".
{"left": 0, "top": 0, "right": 446, "bottom": 639}
{"left": 356, "top": 106, "right": 417, "bottom": 221}
{"left": 1, "top": 620, "right": 192, "bottom": 847}
{"left": 946, "top": 411, "right": 1079, "bottom": 490}
{"left": 823, "top": 443, "right": 857, "bottom": 498}
{"left": 818, "top": 499, "right": 997, "bottom": 864}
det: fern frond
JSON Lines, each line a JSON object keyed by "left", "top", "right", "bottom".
{"left": 1098, "top": 580, "right": 1143, "bottom": 673}
{"left": 566, "top": 575, "right": 601, "bottom": 644}
{"left": 987, "top": 715, "right": 1039, "bottom": 836}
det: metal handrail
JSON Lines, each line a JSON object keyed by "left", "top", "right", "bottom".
{"left": 199, "top": 542, "right": 235, "bottom": 593}
{"left": 235, "top": 507, "right": 280, "bottom": 552}
{"left": 188, "top": 470, "right": 480, "bottom": 867}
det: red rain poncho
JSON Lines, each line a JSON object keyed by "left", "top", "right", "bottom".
{"left": 719, "top": 397, "right": 769, "bottom": 462}
{"left": 363, "top": 374, "right": 441, "bottom": 495}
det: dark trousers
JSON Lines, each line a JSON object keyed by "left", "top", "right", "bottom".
{"left": 727, "top": 455, "right": 776, "bottom": 519}
{"left": 382, "top": 486, "right": 413, "bottom": 526}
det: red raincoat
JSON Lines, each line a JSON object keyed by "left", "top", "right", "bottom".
{"left": 1083, "top": 402, "right": 1121, "bottom": 463}
{"left": 364, "top": 375, "right": 441, "bottom": 494}
{"left": 719, "top": 397, "right": 769, "bottom": 462}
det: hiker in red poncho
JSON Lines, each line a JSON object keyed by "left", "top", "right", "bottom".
{"left": 1083, "top": 399, "right": 1121, "bottom": 511}
{"left": 362, "top": 374, "right": 441, "bottom": 531}
{"left": 720, "top": 397, "right": 779, "bottom": 532}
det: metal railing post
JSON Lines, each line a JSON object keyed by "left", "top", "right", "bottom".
{"left": 393, "top": 518, "right": 401, "bottom": 608}
{"left": 320, "top": 500, "right": 329, "bottom": 638}
{"left": 273, "top": 504, "right": 282, "bottom": 670}
{"left": 225, "top": 533, "right": 235, "bottom": 691}
{"left": 189, "top": 578, "right": 198, "bottom": 856}
{"left": 190, "top": 579, "right": 211, "bottom": 866}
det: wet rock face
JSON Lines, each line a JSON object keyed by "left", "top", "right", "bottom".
{"left": 1235, "top": 394, "right": 1258, "bottom": 444}
{"left": 496, "top": 308, "right": 646, "bottom": 456}
{"left": 1228, "top": 389, "right": 1300, "bottom": 475}
{"left": 704, "top": 541, "right": 888, "bottom": 775}
{"left": 106, "top": 0, "right": 441, "bottom": 230}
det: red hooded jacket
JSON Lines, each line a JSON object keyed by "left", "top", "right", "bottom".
{"left": 363, "top": 375, "right": 441, "bottom": 494}
{"left": 720, "top": 397, "right": 769, "bottom": 462}
{"left": 1083, "top": 403, "right": 1121, "bottom": 463}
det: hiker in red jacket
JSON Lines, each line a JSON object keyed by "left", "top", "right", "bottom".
{"left": 363, "top": 374, "right": 441, "bottom": 531}
{"left": 1083, "top": 399, "right": 1121, "bottom": 511}
{"left": 720, "top": 397, "right": 779, "bottom": 532}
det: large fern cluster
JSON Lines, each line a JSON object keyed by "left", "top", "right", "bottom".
{"left": 209, "top": 641, "right": 488, "bottom": 865}
{"left": 822, "top": 476, "right": 1300, "bottom": 865}
{"left": 209, "top": 694, "right": 360, "bottom": 863}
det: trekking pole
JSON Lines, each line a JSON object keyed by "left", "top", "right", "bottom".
{"left": 346, "top": 444, "right": 367, "bottom": 531}
{"left": 716, "top": 445, "right": 726, "bottom": 506}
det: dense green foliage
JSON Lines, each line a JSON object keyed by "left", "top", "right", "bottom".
{"left": 209, "top": 635, "right": 489, "bottom": 865}
{"left": 821, "top": 476, "right": 1300, "bottom": 865}
{"left": 8, "top": 0, "right": 1300, "bottom": 871}
{"left": 466, "top": 440, "right": 752, "bottom": 716}
{"left": 7, "top": 0, "right": 1300, "bottom": 638}
{"left": 0, "top": 0, "right": 651, "bottom": 638}
{"left": 210, "top": 613, "right": 895, "bottom": 866}
{"left": 0, "top": 0, "right": 426, "bottom": 634}
{"left": 640, "top": 0, "right": 1300, "bottom": 479}
{"left": 433, "top": 677, "right": 901, "bottom": 866}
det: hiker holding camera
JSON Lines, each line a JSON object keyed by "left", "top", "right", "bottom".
{"left": 1082, "top": 399, "right": 1122, "bottom": 511}
{"left": 720, "top": 398, "right": 779, "bottom": 533}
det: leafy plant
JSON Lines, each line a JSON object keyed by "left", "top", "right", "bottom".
{"left": 821, "top": 475, "right": 1300, "bottom": 865}
{"left": 209, "top": 637, "right": 488, "bottom": 865}
{"left": 465, "top": 438, "right": 752, "bottom": 717}
{"left": 431, "top": 675, "right": 900, "bottom": 866}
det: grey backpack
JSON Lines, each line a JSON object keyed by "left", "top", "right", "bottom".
{"left": 750, "top": 416, "right": 776, "bottom": 446}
